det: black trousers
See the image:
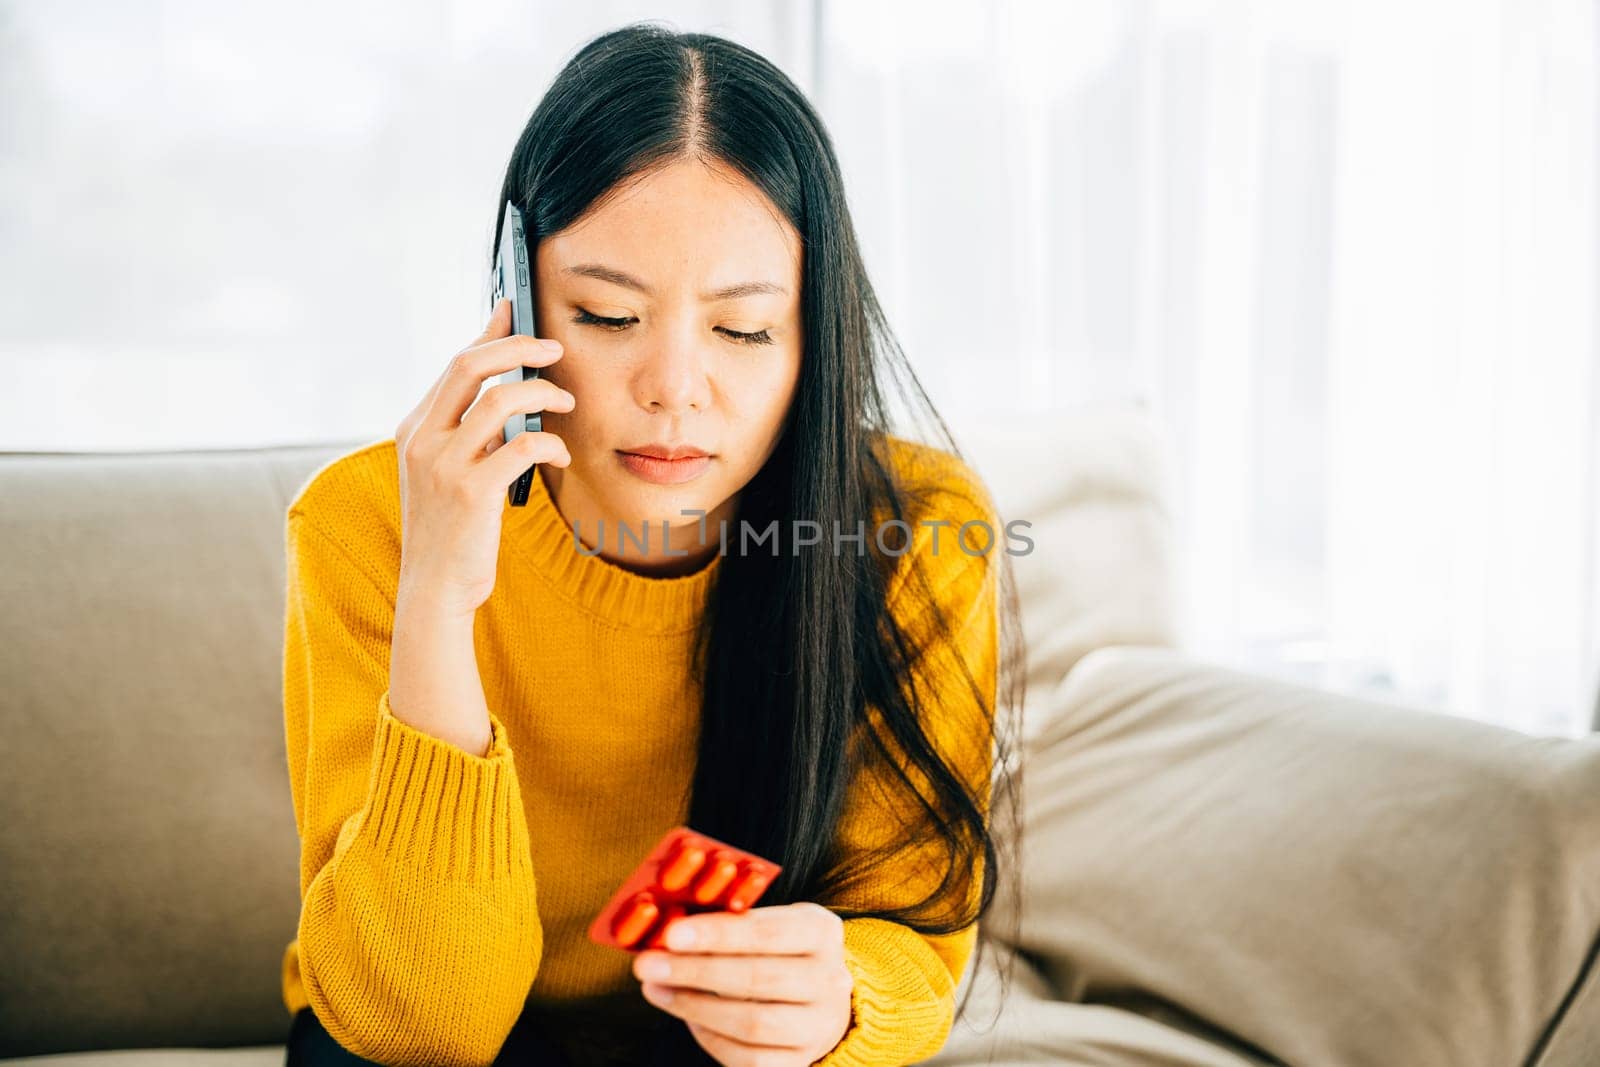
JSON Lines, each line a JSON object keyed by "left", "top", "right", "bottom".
{"left": 285, "top": 1005, "right": 715, "bottom": 1067}
{"left": 285, "top": 1005, "right": 573, "bottom": 1066}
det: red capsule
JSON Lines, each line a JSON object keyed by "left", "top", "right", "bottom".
{"left": 690, "top": 852, "right": 741, "bottom": 904}
{"left": 612, "top": 892, "right": 660, "bottom": 947}
{"left": 641, "top": 903, "right": 690, "bottom": 951}
{"left": 724, "top": 867, "right": 774, "bottom": 913}
{"left": 658, "top": 842, "right": 708, "bottom": 892}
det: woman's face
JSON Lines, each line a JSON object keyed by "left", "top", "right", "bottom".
{"left": 532, "top": 158, "right": 804, "bottom": 576}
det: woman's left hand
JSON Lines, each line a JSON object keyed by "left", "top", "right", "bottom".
{"left": 633, "top": 901, "right": 855, "bottom": 1065}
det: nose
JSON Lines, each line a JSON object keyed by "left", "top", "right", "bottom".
{"left": 633, "top": 331, "right": 712, "bottom": 415}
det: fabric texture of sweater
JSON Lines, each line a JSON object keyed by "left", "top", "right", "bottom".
{"left": 280, "top": 433, "right": 1001, "bottom": 1067}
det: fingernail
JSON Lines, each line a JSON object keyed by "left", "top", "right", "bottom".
{"left": 643, "top": 983, "right": 673, "bottom": 1003}
{"left": 541, "top": 338, "right": 562, "bottom": 353}
{"left": 668, "top": 925, "right": 696, "bottom": 949}
{"left": 638, "top": 958, "right": 670, "bottom": 980}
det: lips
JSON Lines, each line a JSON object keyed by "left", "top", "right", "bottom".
{"left": 616, "top": 449, "right": 714, "bottom": 485}
{"left": 619, "top": 444, "right": 712, "bottom": 460}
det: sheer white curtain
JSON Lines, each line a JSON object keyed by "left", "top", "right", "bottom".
{"left": 3, "top": 0, "right": 1595, "bottom": 734}
{"left": 817, "top": 0, "right": 1599, "bottom": 736}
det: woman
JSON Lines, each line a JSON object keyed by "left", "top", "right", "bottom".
{"left": 281, "top": 21, "right": 1025, "bottom": 1067}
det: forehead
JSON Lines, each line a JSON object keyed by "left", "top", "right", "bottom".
{"left": 538, "top": 160, "right": 802, "bottom": 292}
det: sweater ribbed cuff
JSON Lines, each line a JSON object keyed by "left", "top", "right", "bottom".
{"left": 813, "top": 919, "right": 956, "bottom": 1067}
{"left": 353, "top": 690, "right": 532, "bottom": 883}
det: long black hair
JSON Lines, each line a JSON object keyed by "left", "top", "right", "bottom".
{"left": 490, "top": 20, "right": 1026, "bottom": 1057}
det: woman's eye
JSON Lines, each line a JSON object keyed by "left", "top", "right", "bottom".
{"left": 571, "top": 307, "right": 774, "bottom": 346}
{"left": 572, "top": 307, "right": 635, "bottom": 331}
{"left": 717, "top": 326, "right": 775, "bottom": 347}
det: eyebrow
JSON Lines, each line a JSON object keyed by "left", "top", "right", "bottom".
{"left": 563, "top": 262, "right": 788, "bottom": 301}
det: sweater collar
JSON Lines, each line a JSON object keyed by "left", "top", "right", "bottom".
{"left": 504, "top": 463, "right": 722, "bottom": 634}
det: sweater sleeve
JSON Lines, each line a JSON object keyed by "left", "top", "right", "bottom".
{"left": 281, "top": 509, "right": 542, "bottom": 1067}
{"left": 813, "top": 498, "right": 1002, "bottom": 1067}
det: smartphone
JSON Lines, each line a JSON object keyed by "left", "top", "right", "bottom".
{"left": 493, "top": 200, "right": 541, "bottom": 506}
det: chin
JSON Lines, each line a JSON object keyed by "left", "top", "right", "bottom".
{"left": 607, "top": 481, "right": 717, "bottom": 528}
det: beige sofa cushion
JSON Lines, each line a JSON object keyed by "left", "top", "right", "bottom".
{"left": 951, "top": 406, "right": 1181, "bottom": 742}
{"left": 924, "top": 939, "right": 1276, "bottom": 1066}
{"left": 966, "top": 645, "right": 1600, "bottom": 1067}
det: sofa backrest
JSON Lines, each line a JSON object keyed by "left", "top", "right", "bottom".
{"left": 950, "top": 404, "right": 1180, "bottom": 742}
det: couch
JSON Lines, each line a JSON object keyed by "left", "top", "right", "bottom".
{"left": 1, "top": 407, "right": 1596, "bottom": 1065}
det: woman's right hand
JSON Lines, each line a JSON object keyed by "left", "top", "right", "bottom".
{"left": 392, "top": 296, "right": 575, "bottom": 620}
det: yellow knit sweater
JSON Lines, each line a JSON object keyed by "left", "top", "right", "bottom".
{"left": 280, "top": 434, "right": 1000, "bottom": 1067}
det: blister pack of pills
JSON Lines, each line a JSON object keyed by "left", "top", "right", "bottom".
{"left": 587, "top": 826, "right": 783, "bottom": 953}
